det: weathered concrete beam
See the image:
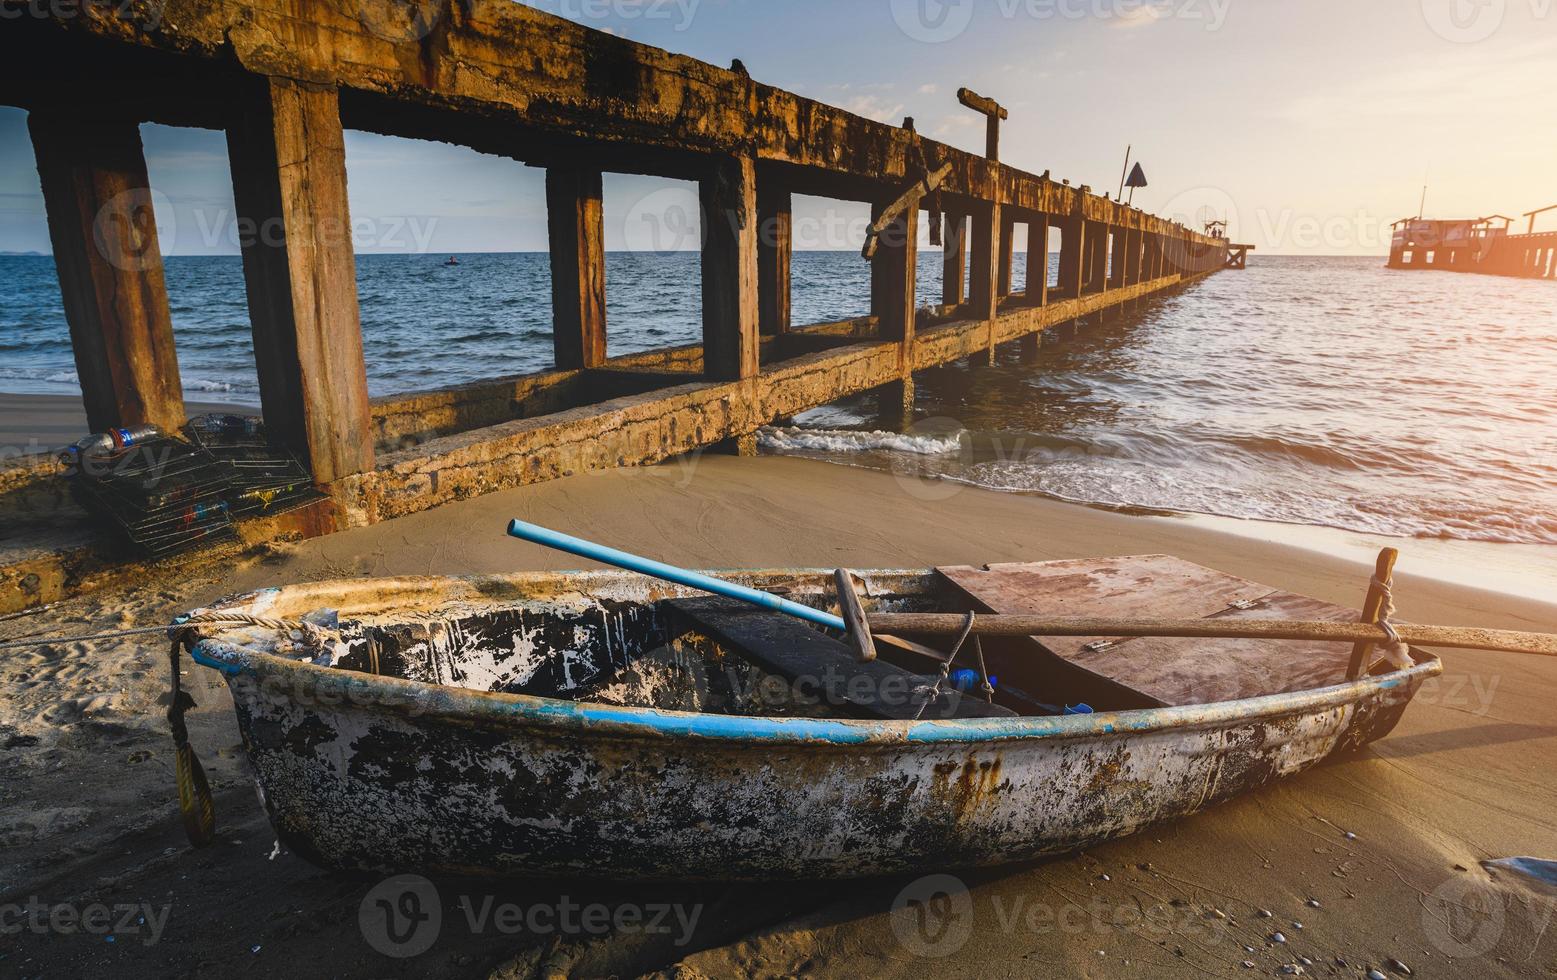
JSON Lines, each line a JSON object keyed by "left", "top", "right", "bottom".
{"left": 226, "top": 76, "right": 375, "bottom": 484}
{"left": 28, "top": 113, "right": 185, "bottom": 434}
{"left": 546, "top": 167, "right": 608, "bottom": 369}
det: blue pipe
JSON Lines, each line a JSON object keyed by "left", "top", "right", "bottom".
{"left": 507, "top": 519, "right": 849, "bottom": 632}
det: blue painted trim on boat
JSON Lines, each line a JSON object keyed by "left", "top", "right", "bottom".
{"left": 190, "top": 632, "right": 1432, "bottom": 748}
{"left": 507, "top": 519, "right": 850, "bottom": 631}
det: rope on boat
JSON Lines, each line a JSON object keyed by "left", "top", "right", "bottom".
{"left": 1, "top": 609, "right": 340, "bottom": 850}
{"left": 915, "top": 611, "right": 979, "bottom": 721}
{"left": 1370, "top": 575, "right": 1416, "bottom": 672}
{"left": 160, "top": 613, "right": 339, "bottom": 850}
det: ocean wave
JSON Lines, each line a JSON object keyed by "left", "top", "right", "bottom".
{"left": 185, "top": 378, "right": 239, "bottom": 393}
{"left": 759, "top": 426, "right": 964, "bottom": 456}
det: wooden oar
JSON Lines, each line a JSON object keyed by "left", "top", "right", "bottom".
{"left": 865, "top": 615, "right": 1557, "bottom": 658}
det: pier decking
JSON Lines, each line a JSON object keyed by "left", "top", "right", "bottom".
{"left": 0, "top": 1, "right": 1243, "bottom": 612}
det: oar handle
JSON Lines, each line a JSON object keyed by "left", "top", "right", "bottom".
{"left": 865, "top": 614, "right": 1557, "bottom": 658}
{"left": 506, "top": 520, "right": 849, "bottom": 632}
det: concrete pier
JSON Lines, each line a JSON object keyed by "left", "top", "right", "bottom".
{"left": 1388, "top": 214, "right": 1557, "bottom": 280}
{"left": 0, "top": 1, "right": 1240, "bottom": 612}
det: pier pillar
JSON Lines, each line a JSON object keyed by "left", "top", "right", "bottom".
{"left": 1028, "top": 213, "right": 1049, "bottom": 306}
{"left": 757, "top": 184, "right": 791, "bottom": 336}
{"left": 997, "top": 212, "right": 1015, "bottom": 298}
{"left": 1107, "top": 228, "right": 1127, "bottom": 289}
{"left": 226, "top": 77, "right": 374, "bottom": 484}
{"left": 29, "top": 113, "right": 186, "bottom": 435}
{"left": 870, "top": 194, "right": 918, "bottom": 430}
{"left": 1056, "top": 216, "right": 1084, "bottom": 300}
{"left": 1084, "top": 221, "right": 1109, "bottom": 295}
{"left": 877, "top": 377, "right": 915, "bottom": 432}
{"left": 546, "top": 167, "right": 607, "bottom": 368}
{"left": 1018, "top": 333, "right": 1041, "bottom": 364}
{"left": 711, "top": 432, "right": 760, "bottom": 456}
{"left": 700, "top": 154, "right": 760, "bottom": 381}
{"left": 1125, "top": 228, "right": 1143, "bottom": 286}
{"left": 970, "top": 201, "right": 1002, "bottom": 364}
{"left": 942, "top": 211, "right": 966, "bottom": 307}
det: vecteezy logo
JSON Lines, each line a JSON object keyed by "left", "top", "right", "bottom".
{"left": 1420, "top": 0, "right": 1507, "bottom": 42}
{"left": 622, "top": 186, "right": 703, "bottom": 253}
{"left": 93, "top": 187, "right": 172, "bottom": 273}
{"left": 890, "top": 873, "right": 974, "bottom": 957}
{"left": 891, "top": 0, "right": 976, "bottom": 43}
{"left": 1422, "top": 874, "right": 1506, "bottom": 959}
{"left": 357, "top": 0, "right": 447, "bottom": 43}
{"left": 359, "top": 874, "right": 442, "bottom": 959}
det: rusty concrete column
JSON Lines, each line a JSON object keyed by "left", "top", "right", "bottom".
{"left": 226, "top": 76, "right": 374, "bottom": 484}
{"left": 997, "top": 211, "right": 1015, "bottom": 298}
{"left": 1125, "top": 227, "right": 1142, "bottom": 286}
{"left": 969, "top": 200, "right": 1001, "bottom": 364}
{"left": 546, "top": 167, "right": 607, "bottom": 369}
{"left": 870, "top": 195, "right": 918, "bottom": 428}
{"left": 1085, "top": 221, "right": 1109, "bottom": 295}
{"left": 29, "top": 112, "right": 186, "bottom": 435}
{"left": 1028, "top": 213, "right": 1049, "bottom": 307}
{"left": 700, "top": 154, "right": 760, "bottom": 382}
{"left": 757, "top": 184, "right": 791, "bottom": 336}
{"left": 942, "top": 211, "right": 966, "bottom": 307}
{"left": 1018, "top": 333, "right": 1041, "bottom": 364}
{"left": 1108, "top": 228, "right": 1127, "bottom": 289}
{"left": 1056, "top": 216, "right": 1083, "bottom": 300}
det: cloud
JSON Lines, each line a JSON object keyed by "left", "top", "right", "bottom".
{"left": 930, "top": 114, "right": 983, "bottom": 140}
{"left": 918, "top": 84, "right": 939, "bottom": 95}
{"left": 839, "top": 94, "right": 905, "bottom": 124}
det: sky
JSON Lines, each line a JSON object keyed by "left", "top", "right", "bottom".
{"left": 2, "top": 0, "right": 1556, "bottom": 255}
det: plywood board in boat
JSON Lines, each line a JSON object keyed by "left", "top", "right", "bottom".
{"left": 936, "top": 557, "right": 1361, "bottom": 706}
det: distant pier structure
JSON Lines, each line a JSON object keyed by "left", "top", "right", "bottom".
{"left": 0, "top": 1, "right": 1247, "bottom": 612}
{"left": 1388, "top": 208, "right": 1557, "bottom": 279}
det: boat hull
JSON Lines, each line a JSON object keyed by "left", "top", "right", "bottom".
{"left": 191, "top": 569, "right": 1435, "bottom": 880}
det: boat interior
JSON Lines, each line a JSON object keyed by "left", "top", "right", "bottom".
{"left": 310, "top": 556, "right": 1420, "bottom": 721}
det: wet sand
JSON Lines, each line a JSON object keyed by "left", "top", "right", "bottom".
{"left": 0, "top": 392, "right": 245, "bottom": 455}
{"left": 2, "top": 453, "right": 1555, "bottom": 978}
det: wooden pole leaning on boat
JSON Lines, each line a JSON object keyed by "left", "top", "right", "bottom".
{"left": 861, "top": 614, "right": 1557, "bottom": 659}
{"left": 834, "top": 569, "right": 878, "bottom": 662}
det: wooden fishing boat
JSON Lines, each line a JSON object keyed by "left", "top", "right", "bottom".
{"left": 178, "top": 553, "right": 1444, "bottom": 881}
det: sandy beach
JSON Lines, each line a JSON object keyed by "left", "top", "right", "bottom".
{"left": 0, "top": 392, "right": 247, "bottom": 455}
{"left": 2, "top": 446, "right": 1554, "bottom": 979}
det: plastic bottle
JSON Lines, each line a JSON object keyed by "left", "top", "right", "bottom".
{"left": 110, "top": 424, "right": 164, "bottom": 449}
{"left": 58, "top": 425, "right": 166, "bottom": 468}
